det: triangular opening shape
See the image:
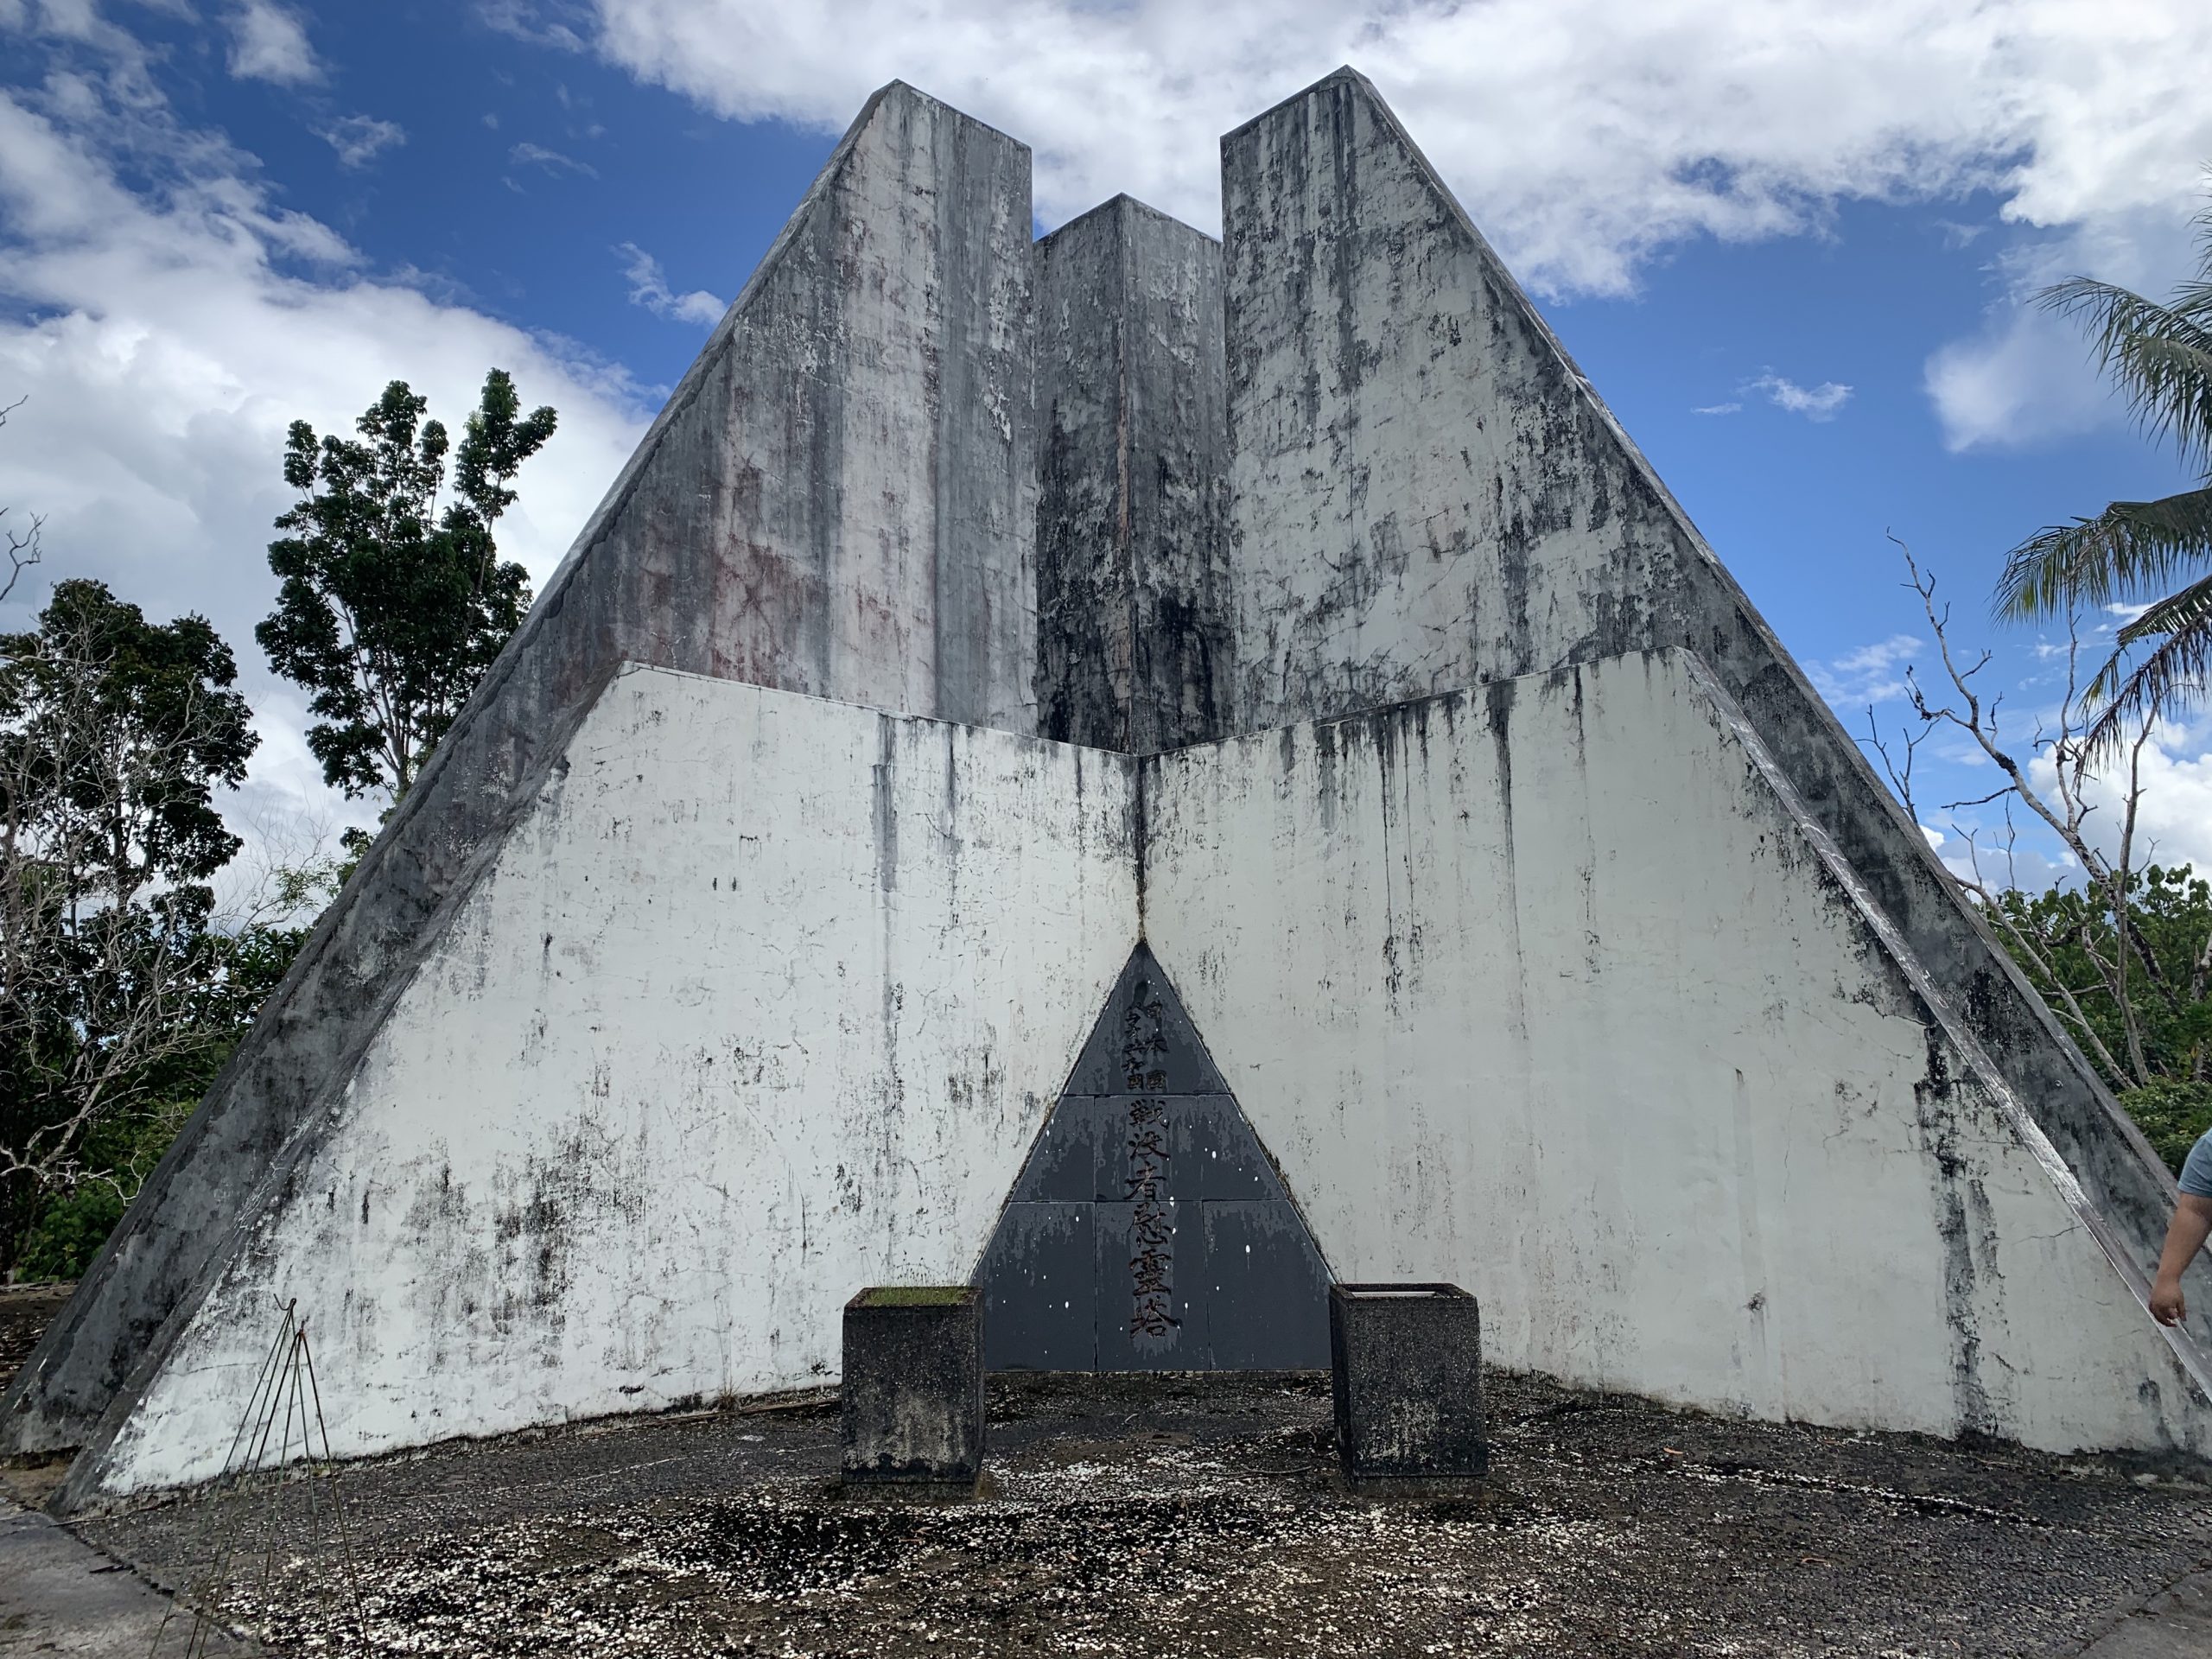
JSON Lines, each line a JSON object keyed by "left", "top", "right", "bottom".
{"left": 975, "top": 945, "right": 1332, "bottom": 1370}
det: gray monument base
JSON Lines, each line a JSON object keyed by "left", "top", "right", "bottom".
{"left": 1329, "top": 1282, "right": 1488, "bottom": 1485}
{"left": 839, "top": 1287, "right": 985, "bottom": 1491}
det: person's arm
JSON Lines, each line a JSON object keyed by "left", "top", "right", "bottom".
{"left": 2151, "top": 1195, "right": 2212, "bottom": 1325}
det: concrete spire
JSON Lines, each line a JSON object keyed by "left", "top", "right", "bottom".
{"left": 1034, "top": 194, "right": 1234, "bottom": 753}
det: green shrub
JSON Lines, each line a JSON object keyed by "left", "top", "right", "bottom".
{"left": 16, "top": 1183, "right": 127, "bottom": 1282}
{"left": 2121, "top": 1079, "right": 2212, "bottom": 1176}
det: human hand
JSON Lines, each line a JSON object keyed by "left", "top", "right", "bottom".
{"left": 2152, "top": 1278, "right": 2187, "bottom": 1325}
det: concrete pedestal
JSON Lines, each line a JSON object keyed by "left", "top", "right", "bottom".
{"left": 1329, "top": 1282, "right": 1486, "bottom": 1489}
{"left": 839, "top": 1286, "right": 985, "bottom": 1491}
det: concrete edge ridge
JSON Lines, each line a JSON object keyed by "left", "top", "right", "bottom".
{"left": 1218, "top": 63, "right": 1376, "bottom": 147}
{"left": 1039, "top": 192, "right": 1219, "bottom": 249}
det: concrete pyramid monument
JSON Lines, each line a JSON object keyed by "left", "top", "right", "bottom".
{"left": 13, "top": 70, "right": 2212, "bottom": 1510}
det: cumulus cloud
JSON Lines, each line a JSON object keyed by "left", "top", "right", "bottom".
{"left": 226, "top": 0, "right": 319, "bottom": 86}
{"left": 1811, "top": 634, "right": 1924, "bottom": 709}
{"left": 574, "top": 0, "right": 2212, "bottom": 303}
{"left": 574, "top": 0, "right": 2212, "bottom": 446}
{"left": 1746, "top": 372, "right": 1853, "bottom": 421}
{"left": 0, "top": 23, "right": 650, "bottom": 862}
{"left": 614, "top": 242, "right": 723, "bottom": 327}
{"left": 2025, "top": 720, "right": 2212, "bottom": 879}
{"left": 316, "top": 113, "right": 405, "bottom": 169}
{"left": 1920, "top": 210, "right": 2200, "bottom": 451}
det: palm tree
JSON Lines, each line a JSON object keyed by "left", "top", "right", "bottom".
{"left": 1994, "top": 204, "right": 2212, "bottom": 757}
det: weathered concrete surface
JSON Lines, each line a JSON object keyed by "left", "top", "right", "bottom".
{"left": 1217, "top": 68, "right": 2206, "bottom": 1355}
{"left": 23, "top": 68, "right": 2212, "bottom": 1510}
{"left": 840, "top": 1288, "right": 984, "bottom": 1484}
{"left": 0, "top": 1500, "right": 259, "bottom": 1655}
{"left": 1329, "top": 1284, "right": 1487, "bottom": 1482}
{"left": 70, "top": 1372, "right": 2212, "bottom": 1657}
{"left": 60, "top": 669, "right": 1134, "bottom": 1503}
{"left": 1144, "top": 650, "right": 2212, "bottom": 1456}
{"left": 3, "top": 80, "right": 1042, "bottom": 1459}
{"left": 1034, "top": 197, "right": 1232, "bottom": 752}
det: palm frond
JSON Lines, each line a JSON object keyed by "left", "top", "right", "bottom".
{"left": 2120, "top": 568, "right": 2212, "bottom": 644}
{"left": 2080, "top": 613, "right": 2212, "bottom": 761}
{"left": 1993, "top": 487, "right": 2212, "bottom": 620}
{"left": 2039, "top": 277, "right": 2212, "bottom": 474}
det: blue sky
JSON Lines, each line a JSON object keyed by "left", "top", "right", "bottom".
{"left": 1, "top": 0, "right": 2208, "bottom": 887}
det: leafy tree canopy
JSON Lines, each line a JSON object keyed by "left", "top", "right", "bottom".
{"left": 1, "top": 577, "right": 256, "bottom": 901}
{"left": 1989, "top": 863, "right": 2212, "bottom": 1170}
{"left": 1, "top": 578, "right": 264, "bottom": 1275}
{"left": 258, "top": 370, "right": 556, "bottom": 802}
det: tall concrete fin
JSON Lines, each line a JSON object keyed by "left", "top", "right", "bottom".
{"left": 1218, "top": 67, "right": 2209, "bottom": 1351}
{"left": 976, "top": 944, "right": 1332, "bottom": 1370}
{"left": 2, "top": 81, "right": 1040, "bottom": 1459}
{"left": 1035, "top": 196, "right": 1233, "bottom": 752}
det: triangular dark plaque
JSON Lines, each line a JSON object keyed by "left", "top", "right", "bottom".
{"left": 974, "top": 945, "right": 1332, "bottom": 1370}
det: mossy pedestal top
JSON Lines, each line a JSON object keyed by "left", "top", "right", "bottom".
{"left": 848, "top": 1285, "right": 980, "bottom": 1310}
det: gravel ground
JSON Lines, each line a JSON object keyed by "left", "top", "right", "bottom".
{"left": 70, "top": 1370, "right": 2212, "bottom": 1658}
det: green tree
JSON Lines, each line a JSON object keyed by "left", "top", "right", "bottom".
{"left": 1989, "top": 867, "right": 2212, "bottom": 1170}
{"left": 257, "top": 370, "right": 556, "bottom": 806}
{"left": 1994, "top": 202, "right": 2212, "bottom": 755}
{"left": 0, "top": 579, "right": 262, "bottom": 1274}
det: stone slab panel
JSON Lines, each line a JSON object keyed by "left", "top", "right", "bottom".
{"left": 1062, "top": 945, "right": 1230, "bottom": 1096}
{"left": 977, "top": 1203, "right": 1097, "bottom": 1373}
{"left": 1093, "top": 1201, "right": 1205, "bottom": 1370}
{"left": 1205, "top": 1202, "right": 1331, "bottom": 1369}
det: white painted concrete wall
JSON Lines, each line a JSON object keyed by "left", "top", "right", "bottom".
{"left": 92, "top": 668, "right": 1136, "bottom": 1497}
{"left": 1143, "top": 651, "right": 2210, "bottom": 1458}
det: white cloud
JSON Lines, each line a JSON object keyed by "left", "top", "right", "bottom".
{"left": 1693, "top": 402, "right": 1741, "bottom": 416}
{"left": 1924, "top": 204, "right": 2199, "bottom": 451}
{"left": 581, "top": 0, "right": 2212, "bottom": 447}
{"left": 1811, "top": 633, "right": 1923, "bottom": 709}
{"left": 316, "top": 113, "right": 405, "bottom": 169}
{"left": 1746, "top": 372, "right": 1853, "bottom": 421}
{"left": 226, "top": 0, "right": 319, "bottom": 86}
{"left": 579, "top": 0, "right": 2212, "bottom": 302}
{"left": 613, "top": 241, "right": 722, "bottom": 327}
{"left": 0, "top": 25, "right": 650, "bottom": 870}
{"left": 509, "top": 139, "right": 596, "bottom": 178}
